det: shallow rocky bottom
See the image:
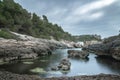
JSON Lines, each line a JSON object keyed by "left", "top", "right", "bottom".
{"left": 0, "top": 71, "right": 120, "bottom": 80}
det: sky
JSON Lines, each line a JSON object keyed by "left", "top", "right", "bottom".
{"left": 14, "top": 0, "right": 120, "bottom": 38}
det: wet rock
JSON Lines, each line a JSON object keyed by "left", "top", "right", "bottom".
{"left": 59, "top": 58, "right": 71, "bottom": 71}
{"left": 68, "top": 50, "right": 89, "bottom": 59}
{"left": 61, "top": 65, "right": 70, "bottom": 71}
{"left": 51, "top": 58, "right": 71, "bottom": 71}
{"left": 51, "top": 66, "right": 59, "bottom": 71}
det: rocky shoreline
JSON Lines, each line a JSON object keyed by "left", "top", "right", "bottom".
{"left": 84, "top": 35, "right": 120, "bottom": 60}
{"left": 0, "top": 38, "right": 67, "bottom": 62}
{"left": 0, "top": 32, "right": 79, "bottom": 63}
{"left": 0, "top": 71, "right": 120, "bottom": 80}
{"left": 0, "top": 32, "right": 120, "bottom": 80}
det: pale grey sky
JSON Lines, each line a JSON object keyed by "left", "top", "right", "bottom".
{"left": 14, "top": 0, "right": 120, "bottom": 38}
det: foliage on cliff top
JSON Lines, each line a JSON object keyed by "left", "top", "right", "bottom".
{"left": 0, "top": 0, "right": 73, "bottom": 41}
{"left": 0, "top": 29, "right": 18, "bottom": 39}
{"left": 73, "top": 35, "right": 101, "bottom": 42}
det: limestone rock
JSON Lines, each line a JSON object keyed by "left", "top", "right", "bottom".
{"left": 67, "top": 50, "right": 89, "bottom": 59}
{"left": 51, "top": 58, "right": 71, "bottom": 71}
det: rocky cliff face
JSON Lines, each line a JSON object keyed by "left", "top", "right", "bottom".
{"left": 84, "top": 35, "right": 120, "bottom": 60}
{"left": 0, "top": 32, "right": 69, "bottom": 62}
{"left": 0, "top": 38, "right": 67, "bottom": 62}
{"left": 0, "top": 32, "right": 83, "bottom": 62}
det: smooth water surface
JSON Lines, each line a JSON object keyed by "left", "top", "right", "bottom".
{"left": 0, "top": 48, "right": 120, "bottom": 78}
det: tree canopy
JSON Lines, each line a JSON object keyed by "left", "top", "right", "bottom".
{"left": 0, "top": 0, "right": 74, "bottom": 41}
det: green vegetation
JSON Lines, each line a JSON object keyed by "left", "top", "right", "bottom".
{"left": 0, "top": 0, "right": 73, "bottom": 41}
{"left": 30, "top": 67, "right": 47, "bottom": 73}
{"left": 0, "top": 0, "right": 101, "bottom": 41}
{"left": 0, "top": 29, "right": 17, "bottom": 39}
{"left": 73, "top": 35, "right": 101, "bottom": 41}
{"left": 23, "top": 62, "right": 34, "bottom": 65}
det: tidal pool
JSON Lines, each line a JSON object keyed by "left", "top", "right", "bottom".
{"left": 0, "top": 48, "right": 120, "bottom": 78}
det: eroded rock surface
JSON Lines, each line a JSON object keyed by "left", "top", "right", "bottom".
{"left": 68, "top": 50, "right": 89, "bottom": 59}
{"left": 51, "top": 58, "right": 71, "bottom": 71}
{"left": 84, "top": 35, "right": 120, "bottom": 60}
{"left": 0, "top": 38, "right": 67, "bottom": 62}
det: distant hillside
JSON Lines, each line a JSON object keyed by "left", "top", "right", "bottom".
{"left": 0, "top": 0, "right": 73, "bottom": 41}
{"left": 73, "top": 35, "right": 101, "bottom": 41}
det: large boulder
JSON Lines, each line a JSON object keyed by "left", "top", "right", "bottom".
{"left": 51, "top": 58, "right": 71, "bottom": 71}
{"left": 51, "top": 66, "right": 59, "bottom": 71}
{"left": 59, "top": 58, "right": 71, "bottom": 71}
{"left": 67, "top": 50, "right": 89, "bottom": 59}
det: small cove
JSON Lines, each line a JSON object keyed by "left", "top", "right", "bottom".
{"left": 0, "top": 48, "right": 120, "bottom": 78}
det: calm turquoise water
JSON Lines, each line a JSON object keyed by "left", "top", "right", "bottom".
{"left": 0, "top": 48, "right": 120, "bottom": 78}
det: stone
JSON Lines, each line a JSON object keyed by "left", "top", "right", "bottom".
{"left": 51, "top": 66, "right": 59, "bottom": 71}
{"left": 61, "top": 65, "right": 70, "bottom": 71}
{"left": 67, "top": 50, "right": 89, "bottom": 59}
{"left": 51, "top": 58, "right": 71, "bottom": 71}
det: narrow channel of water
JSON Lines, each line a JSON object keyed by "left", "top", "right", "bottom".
{"left": 0, "top": 48, "right": 120, "bottom": 78}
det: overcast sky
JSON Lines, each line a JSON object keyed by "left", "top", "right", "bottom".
{"left": 14, "top": 0, "right": 120, "bottom": 38}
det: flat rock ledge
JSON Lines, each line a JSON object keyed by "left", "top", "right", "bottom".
{"left": 0, "top": 71, "right": 120, "bottom": 80}
{"left": 67, "top": 50, "right": 89, "bottom": 59}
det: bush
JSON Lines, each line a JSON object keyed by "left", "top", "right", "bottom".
{"left": 0, "top": 29, "right": 17, "bottom": 39}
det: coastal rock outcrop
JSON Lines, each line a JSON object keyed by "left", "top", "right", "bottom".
{"left": 51, "top": 58, "right": 71, "bottom": 71}
{"left": 84, "top": 35, "right": 120, "bottom": 60}
{"left": 67, "top": 50, "right": 89, "bottom": 59}
{"left": 0, "top": 32, "right": 92, "bottom": 62}
{"left": 83, "top": 40, "right": 102, "bottom": 47}
{"left": 0, "top": 37, "right": 67, "bottom": 62}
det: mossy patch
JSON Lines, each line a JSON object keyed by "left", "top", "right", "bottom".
{"left": 23, "top": 62, "right": 34, "bottom": 65}
{"left": 30, "top": 67, "right": 47, "bottom": 73}
{"left": 0, "top": 60, "right": 8, "bottom": 65}
{"left": 21, "top": 59, "right": 34, "bottom": 62}
{"left": 47, "top": 71, "right": 62, "bottom": 74}
{"left": 40, "top": 60, "right": 48, "bottom": 62}
{"left": 0, "top": 29, "right": 18, "bottom": 39}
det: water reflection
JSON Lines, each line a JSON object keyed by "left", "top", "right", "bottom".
{"left": 95, "top": 56, "right": 120, "bottom": 74}
{"left": 69, "top": 57, "right": 89, "bottom": 62}
{"left": 60, "top": 70, "right": 70, "bottom": 75}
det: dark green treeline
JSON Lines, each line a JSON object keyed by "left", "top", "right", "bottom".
{"left": 0, "top": 0, "right": 73, "bottom": 40}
